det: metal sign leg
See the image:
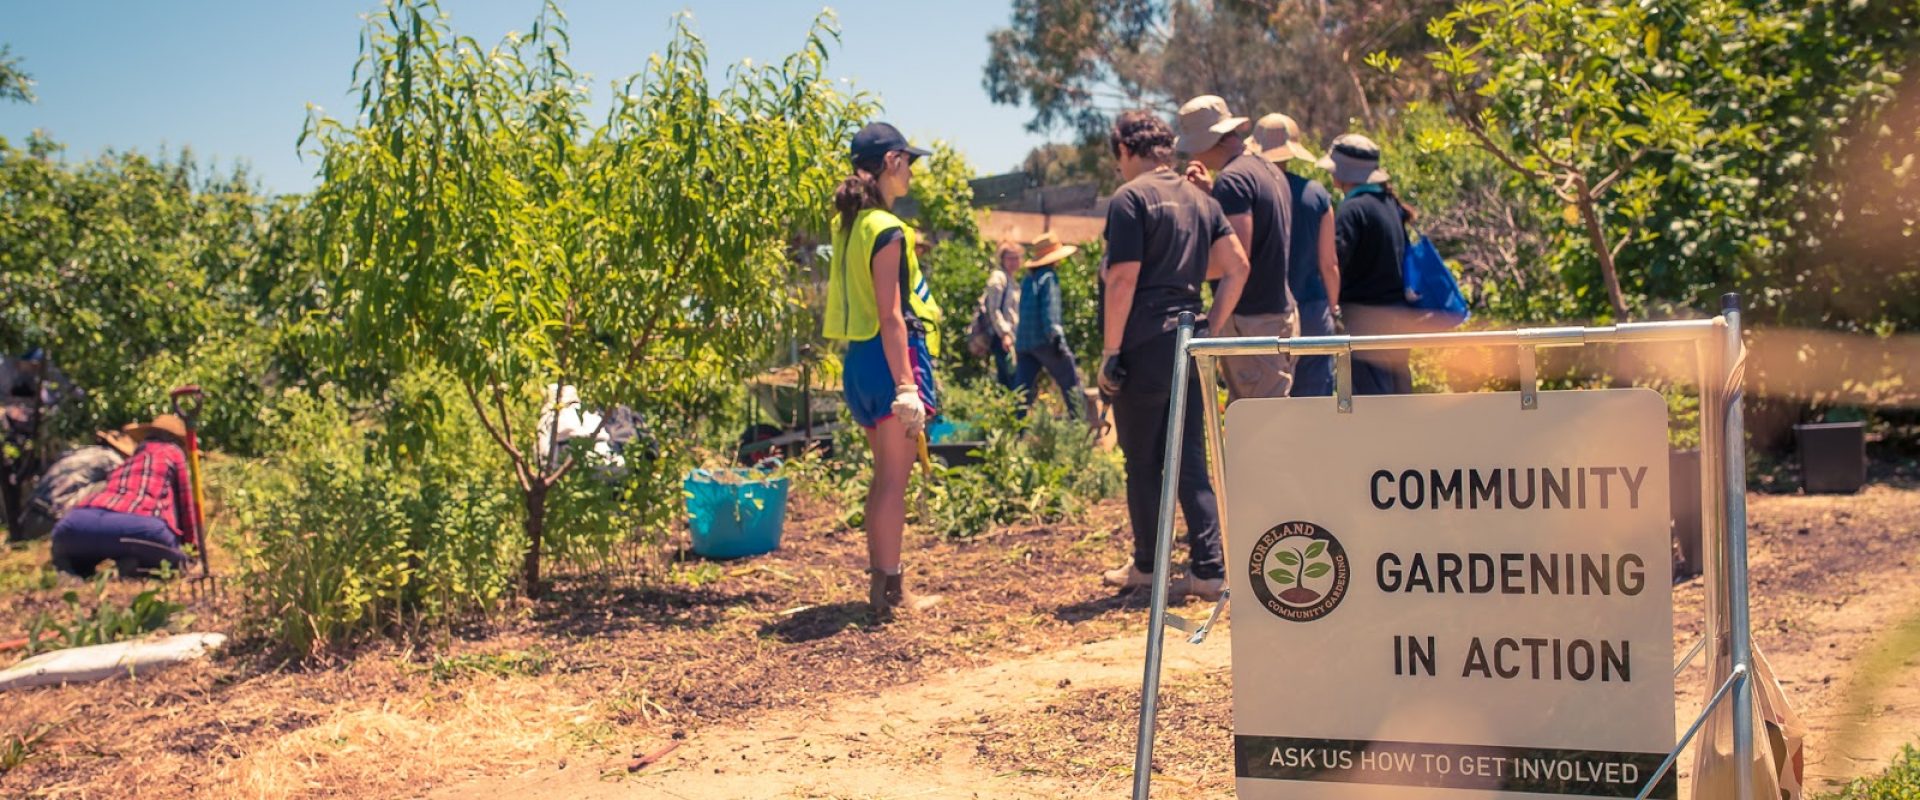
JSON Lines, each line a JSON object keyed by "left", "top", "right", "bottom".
{"left": 1721, "top": 294, "right": 1754, "bottom": 800}
{"left": 1131, "top": 312, "right": 1197, "bottom": 800}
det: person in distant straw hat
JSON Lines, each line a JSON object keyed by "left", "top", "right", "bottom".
{"left": 1319, "top": 132, "right": 1419, "bottom": 395}
{"left": 48, "top": 414, "right": 197, "bottom": 578}
{"left": 1013, "top": 231, "right": 1086, "bottom": 420}
{"left": 1176, "top": 95, "right": 1297, "bottom": 400}
{"left": 1249, "top": 113, "right": 1341, "bottom": 398}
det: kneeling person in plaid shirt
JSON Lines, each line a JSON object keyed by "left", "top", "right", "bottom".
{"left": 50, "top": 414, "right": 196, "bottom": 578}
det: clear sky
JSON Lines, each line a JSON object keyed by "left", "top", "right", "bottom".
{"left": 0, "top": 1, "right": 1051, "bottom": 195}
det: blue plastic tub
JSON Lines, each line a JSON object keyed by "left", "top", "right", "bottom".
{"left": 927, "top": 418, "right": 977, "bottom": 443}
{"left": 684, "top": 466, "right": 791, "bottom": 559}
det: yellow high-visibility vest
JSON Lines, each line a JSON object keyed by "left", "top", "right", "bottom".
{"left": 824, "top": 208, "right": 943, "bottom": 355}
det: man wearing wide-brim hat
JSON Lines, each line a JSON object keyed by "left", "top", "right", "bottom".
{"left": 1013, "top": 231, "right": 1085, "bottom": 420}
{"left": 1250, "top": 113, "right": 1342, "bottom": 398}
{"left": 1317, "top": 132, "right": 1417, "bottom": 395}
{"left": 48, "top": 414, "right": 197, "bottom": 578}
{"left": 1176, "top": 95, "right": 1299, "bottom": 401}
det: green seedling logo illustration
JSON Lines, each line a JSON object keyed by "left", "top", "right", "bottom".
{"left": 1248, "top": 521, "right": 1350, "bottom": 623}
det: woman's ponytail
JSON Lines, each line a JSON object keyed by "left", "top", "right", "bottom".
{"left": 834, "top": 156, "right": 887, "bottom": 232}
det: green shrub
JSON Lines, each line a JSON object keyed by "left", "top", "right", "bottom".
{"left": 220, "top": 379, "right": 521, "bottom": 656}
{"left": 1818, "top": 744, "right": 1920, "bottom": 799}
{"left": 918, "top": 376, "right": 1123, "bottom": 539}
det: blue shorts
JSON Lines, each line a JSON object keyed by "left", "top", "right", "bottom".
{"left": 843, "top": 334, "right": 938, "bottom": 429}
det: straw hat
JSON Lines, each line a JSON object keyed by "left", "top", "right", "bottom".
{"left": 122, "top": 414, "right": 188, "bottom": 443}
{"left": 1249, "top": 113, "right": 1317, "bottom": 163}
{"left": 96, "top": 429, "right": 137, "bottom": 458}
{"left": 1174, "top": 95, "right": 1251, "bottom": 155}
{"left": 1023, "top": 232, "right": 1079, "bottom": 268}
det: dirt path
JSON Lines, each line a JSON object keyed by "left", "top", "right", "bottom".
{"left": 432, "top": 633, "right": 1232, "bottom": 800}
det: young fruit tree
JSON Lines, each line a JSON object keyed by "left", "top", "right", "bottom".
{"left": 302, "top": 1, "right": 871, "bottom": 595}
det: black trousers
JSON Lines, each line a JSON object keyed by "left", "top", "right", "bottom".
{"left": 1110, "top": 328, "right": 1224, "bottom": 581}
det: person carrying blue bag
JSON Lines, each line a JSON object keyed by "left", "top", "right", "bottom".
{"left": 1322, "top": 133, "right": 1467, "bottom": 395}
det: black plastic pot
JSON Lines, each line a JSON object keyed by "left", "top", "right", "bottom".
{"left": 1796, "top": 421, "right": 1866, "bottom": 494}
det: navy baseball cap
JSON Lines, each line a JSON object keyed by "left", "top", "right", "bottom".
{"left": 849, "top": 122, "right": 931, "bottom": 163}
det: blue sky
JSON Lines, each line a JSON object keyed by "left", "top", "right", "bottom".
{"left": 0, "top": 1, "right": 1052, "bottom": 195}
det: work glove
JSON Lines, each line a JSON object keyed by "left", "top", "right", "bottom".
{"left": 892, "top": 383, "right": 928, "bottom": 434}
{"left": 1098, "top": 352, "right": 1127, "bottom": 396}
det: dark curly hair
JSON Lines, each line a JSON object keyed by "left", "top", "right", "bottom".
{"left": 1109, "top": 109, "right": 1175, "bottom": 166}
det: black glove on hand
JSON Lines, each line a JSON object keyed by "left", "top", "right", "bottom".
{"left": 1098, "top": 353, "right": 1127, "bottom": 396}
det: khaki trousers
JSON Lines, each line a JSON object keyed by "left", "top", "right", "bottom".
{"left": 1216, "top": 310, "right": 1298, "bottom": 400}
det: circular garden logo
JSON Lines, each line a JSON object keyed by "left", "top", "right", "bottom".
{"left": 1248, "top": 521, "right": 1350, "bottom": 622}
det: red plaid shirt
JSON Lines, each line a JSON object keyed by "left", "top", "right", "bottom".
{"left": 79, "top": 440, "right": 197, "bottom": 545}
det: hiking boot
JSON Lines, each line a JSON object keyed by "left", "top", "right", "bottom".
{"left": 869, "top": 568, "right": 943, "bottom": 621}
{"left": 1174, "top": 575, "right": 1226, "bottom": 602}
{"left": 1102, "top": 563, "right": 1154, "bottom": 589}
{"left": 868, "top": 569, "right": 894, "bottom": 622}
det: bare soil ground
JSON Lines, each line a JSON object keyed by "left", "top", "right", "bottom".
{"left": 4, "top": 480, "right": 1918, "bottom": 799}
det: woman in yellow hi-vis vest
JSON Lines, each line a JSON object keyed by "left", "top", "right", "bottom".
{"left": 826, "top": 122, "right": 944, "bottom": 621}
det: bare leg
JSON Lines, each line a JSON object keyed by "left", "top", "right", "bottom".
{"left": 863, "top": 417, "right": 916, "bottom": 572}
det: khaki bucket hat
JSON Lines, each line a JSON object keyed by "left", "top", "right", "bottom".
{"left": 1175, "top": 95, "right": 1251, "bottom": 155}
{"left": 1249, "top": 113, "right": 1317, "bottom": 163}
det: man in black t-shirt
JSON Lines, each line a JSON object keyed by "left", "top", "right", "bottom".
{"left": 1096, "top": 110, "right": 1251, "bottom": 602}
{"left": 1176, "top": 95, "right": 1296, "bottom": 399}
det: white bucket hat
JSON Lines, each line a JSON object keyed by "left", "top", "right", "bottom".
{"left": 1316, "top": 133, "right": 1390, "bottom": 184}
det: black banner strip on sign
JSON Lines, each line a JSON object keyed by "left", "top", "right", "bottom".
{"left": 1235, "top": 736, "right": 1677, "bottom": 798}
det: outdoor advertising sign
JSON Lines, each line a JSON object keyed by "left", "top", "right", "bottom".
{"left": 1225, "top": 390, "right": 1676, "bottom": 799}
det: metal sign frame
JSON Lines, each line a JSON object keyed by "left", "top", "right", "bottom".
{"left": 1130, "top": 294, "right": 1756, "bottom": 800}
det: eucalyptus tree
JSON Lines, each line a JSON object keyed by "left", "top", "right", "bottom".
{"left": 304, "top": 1, "right": 871, "bottom": 595}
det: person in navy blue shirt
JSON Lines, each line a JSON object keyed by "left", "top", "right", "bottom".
{"left": 1250, "top": 113, "right": 1340, "bottom": 397}
{"left": 1013, "top": 232, "right": 1084, "bottom": 420}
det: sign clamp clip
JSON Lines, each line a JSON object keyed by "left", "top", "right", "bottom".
{"left": 1519, "top": 345, "right": 1539, "bottom": 410}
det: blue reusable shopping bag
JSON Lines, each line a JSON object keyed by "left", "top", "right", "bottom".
{"left": 1402, "top": 235, "right": 1470, "bottom": 329}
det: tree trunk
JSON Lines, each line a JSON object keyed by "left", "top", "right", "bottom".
{"left": 522, "top": 484, "right": 547, "bottom": 599}
{"left": 1574, "top": 183, "right": 1631, "bottom": 321}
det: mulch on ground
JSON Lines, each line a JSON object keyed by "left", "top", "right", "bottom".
{"left": 0, "top": 490, "right": 1198, "bottom": 799}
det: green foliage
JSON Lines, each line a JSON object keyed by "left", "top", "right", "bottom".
{"left": 300, "top": 1, "right": 873, "bottom": 593}
{"left": 0, "top": 136, "right": 313, "bottom": 454}
{"left": 1817, "top": 744, "right": 1920, "bottom": 799}
{"left": 916, "top": 377, "right": 1123, "bottom": 539}
{"left": 1425, "top": 0, "right": 1920, "bottom": 321}
{"left": 907, "top": 141, "right": 980, "bottom": 242}
{"left": 23, "top": 576, "right": 184, "bottom": 655}
{"left": 0, "top": 44, "right": 32, "bottom": 104}
{"left": 221, "top": 378, "right": 523, "bottom": 656}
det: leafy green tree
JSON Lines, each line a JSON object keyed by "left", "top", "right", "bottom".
{"left": 907, "top": 140, "right": 980, "bottom": 242}
{"left": 984, "top": 0, "right": 1448, "bottom": 138}
{"left": 302, "top": 1, "right": 870, "bottom": 595}
{"left": 0, "top": 44, "right": 33, "bottom": 104}
{"left": 0, "top": 135, "right": 298, "bottom": 452}
{"left": 1425, "top": 0, "right": 1919, "bottom": 320}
